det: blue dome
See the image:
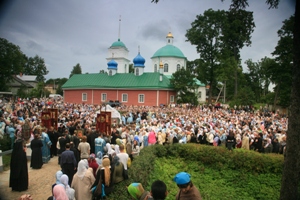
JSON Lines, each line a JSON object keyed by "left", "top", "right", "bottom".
{"left": 107, "top": 59, "right": 118, "bottom": 69}
{"left": 133, "top": 53, "right": 145, "bottom": 68}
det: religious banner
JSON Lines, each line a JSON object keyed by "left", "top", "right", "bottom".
{"left": 47, "top": 108, "right": 58, "bottom": 130}
{"left": 41, "top": 111, "right": 51, "bottom": 130}
{"left": 96, "top": 112, "right": 112, "bottom": 135}
{"left": 76, "top": 129, "right": 84, "bottom": 138}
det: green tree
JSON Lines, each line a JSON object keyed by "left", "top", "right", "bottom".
{"left": 185, "top": 9, "right": 225, "bottom": 104}
{"left": 0, "top": 38, "right": 25, "bottom": 91}
{"left": 270, "top": 16, "right": 293, "bottom": 108}
{"left": 244, "top": 59, "right": 263, "bottom": 102}
{"left": 56, "top": 78, "right": 68, "bottom": 95}
{"left": 99, "top": 69, "right": 106, "bottom": 73}
{"left": 170, "top": 68, "right": 198, "bottom": 105}
{"left": 23, "top": 55, "right": 49, "bottom": 82}
{"left": 129, "top": 63, "right": 134, "bottom": 73}
{"left": 69, "top": 63, "right": 82, "bottom": 78}
{"left": 221, "top": 9, "right": 255, "bottom": 97}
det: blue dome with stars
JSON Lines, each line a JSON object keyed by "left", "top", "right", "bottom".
{"left": 133, "top": 53, "right": 145, "bottom": 68}
{"left": 107, "top": 59, "right": 118, "bottom": 69}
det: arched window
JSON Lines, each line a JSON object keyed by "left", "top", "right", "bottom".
{"left": 125, "top": 64, "right": 127, "bottom": 73}
{"left": 136, "top": 68, "right": 139, "bottom": 76}
{"left": 168, "top": 39, "right": 170, "bottom": 43}
{"left": 164, "top": 63, "right": 168, "bottom": 72}
{"left": 154, "top": 64, "right": 157, "bottom": 72}
{"left": 109, "top": 70, "right": 112, "bottom": 76}
{"left": 177, "top": 64, "right": 180, "bottom": 71}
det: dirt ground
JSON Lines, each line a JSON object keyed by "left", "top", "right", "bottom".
{"left": 0, "top": 156, "right": 60, "bottom": 200}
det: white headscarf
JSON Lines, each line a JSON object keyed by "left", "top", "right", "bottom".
{"left": 106, "top": 143, "right": 114, "bottom": 155}
{"left": 114, "top": 145, "right": 120, "bottom": 154}
{"left": 77, "top": 159, "right": 88, "bottom": 180}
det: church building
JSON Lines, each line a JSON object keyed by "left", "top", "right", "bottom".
{"left": 62, "top": 23, "right": 206, "bottom": 106}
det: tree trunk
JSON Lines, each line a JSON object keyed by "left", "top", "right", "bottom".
{"left": 280, "top": 0, "right": 300, "bottom": 199}
{"left": 273, "top": 82, "right": 280, "bottom": 109}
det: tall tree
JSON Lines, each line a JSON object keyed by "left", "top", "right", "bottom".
{"left": 23, "top": 55, "right": 49, "bottom": 82}
{"left": 170, "top": 68, "right": 198, "bottom": 105}
{"left": 244, "top": 59, "right": 263, "bottom": 102}
{"left": 185, "top": 9, "right": 225, "bottom": 104}
{"left": 271, "top": 16, "right": 293, "bottom": 108}
{"left": 221, "top": 9, "right": 255, "bottom": 97}
{"left": 69, "top": 63, "right": 82, "bottom": 78}
{"left": 0, "top": 38, "right": 25, "bottom": 91}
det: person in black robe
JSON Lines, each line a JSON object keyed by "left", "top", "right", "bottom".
{"left": 87, "top": 129, "right": 98, "bottom": 154}
{"left": 48, "top": 126, "right": 58, "bottom": 157}
{"left": 57, "top": 132, "right": 67, "bottom": 164}
{"left": 9, "top": 139, "right": 28, "bottom": 191}
{"left": 30, "top": 133, "right": 43, "bottom": 169}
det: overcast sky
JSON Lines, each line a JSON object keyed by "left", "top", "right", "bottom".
{"left": 0, "top": 0, "right": 295, "bottom": 80}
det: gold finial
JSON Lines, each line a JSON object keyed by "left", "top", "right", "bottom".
{"left": 159, "top": 61, "right": 163, "bottom": 68}
{"left": 166, "top": 32, "right": 173, "bottom": 38}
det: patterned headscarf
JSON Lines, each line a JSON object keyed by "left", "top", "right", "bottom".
{"left": 127, "top": 183, "right": 145, "bottom": 200}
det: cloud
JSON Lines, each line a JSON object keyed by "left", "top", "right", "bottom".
{"left": 139, "top": 20, "right": 170, "bottom": 41}
{"left": 26, "top": 40, "right": 45, "bottom": 53}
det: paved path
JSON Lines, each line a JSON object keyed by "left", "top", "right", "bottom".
{"left": 0, "top": 156, "right": 60, "bottom": 200}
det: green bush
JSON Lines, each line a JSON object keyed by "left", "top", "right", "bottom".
{"left": 107, "top": 144, "right": 284, "bottom": 200}
{"left": 0, "top": 135, "right": 11, "bottom": 151}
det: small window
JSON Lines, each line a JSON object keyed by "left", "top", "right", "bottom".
{"left": 122, "top": 94, "right": 128, "bottom": 102}
{"left": 138, "top": 94, "right": 144, "bottom": 103}
{"left": 82, "top": 93, "right": 87, "bottom": 101}
{"left": 154, "top": 64, "right": 157, "bottom": 72}
{"left": 168, "top": 39, "right": 170, "bottom": 43}
{"left": 102, "top": 93, "right": 107, "bottom": 102}
{"left": 136, "top": 68, "right": 139, "bottom": 76}
{"left": 198, "top": 91, "right": 202, "bottom": 98}
{"left": 164, "top": 63, "right": 168, "bottom": 72}
{"left": 170, "top": 95, "right": 174, "bottom": 102}
{"left": 125, "top": 64, "right": 127, "bottom": 72}
{"left": 177, "top": 64, "right": 180, "bottom": 71}
{"left": 109, "top": 70, "right": 112, "bottom": 76}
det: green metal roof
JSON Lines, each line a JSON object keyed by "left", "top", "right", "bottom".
{"left": 62, "top": 73, "right": 174, "bottom": 89}
{"left": 165, "top": 75, "right": 205, "bottom": 87}
{"left": 151, "top": 45, "right": 186, "bottom": 59}
{"left": 110, "top": 39, "right": 127, "bottom": 48}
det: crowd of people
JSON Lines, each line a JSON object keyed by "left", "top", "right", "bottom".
{"left": 0, "top": 96, "right": 288, "bottom": 199}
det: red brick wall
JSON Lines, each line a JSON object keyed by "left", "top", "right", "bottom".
{"left": 64, "top": 89, "right": 176, "bottom": 106}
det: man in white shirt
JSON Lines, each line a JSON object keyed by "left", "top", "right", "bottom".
{"left": 116, "top": 144, "right": 129, "bottom": 170}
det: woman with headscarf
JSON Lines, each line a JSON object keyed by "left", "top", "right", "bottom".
{"left": 127, "top": 182, "right": 152, "bottom": 200}
{"left": 30, "top": 132, "right": 43, "bottom": 169}
{"left": 71, "top": 159, "right": 95, "bottom": 200}
{"left": 95, "top": 151, "right": 103, "bottom": 166}
{"left": 60, "top": 174, "right": 75, "bottom": 200}
{"left": 9, "top": 139, "right": 28, "bottom": 192}
{"left": 88, "top": 153, "right": 99, "bottom": 177}
{"left": 53, "top": 184, "right": 69, "bottom": 200}
{"left": 91, "top": 156, "right": 114, "bottom": 199}
{"left": 51, "top": 170, "right": 64, "bottom": 197}
{"left": 111, "top": 156, "right": 125, "bottom": 184}
{"left": 114, "top": 144, "right": 120, "bottom": 154}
